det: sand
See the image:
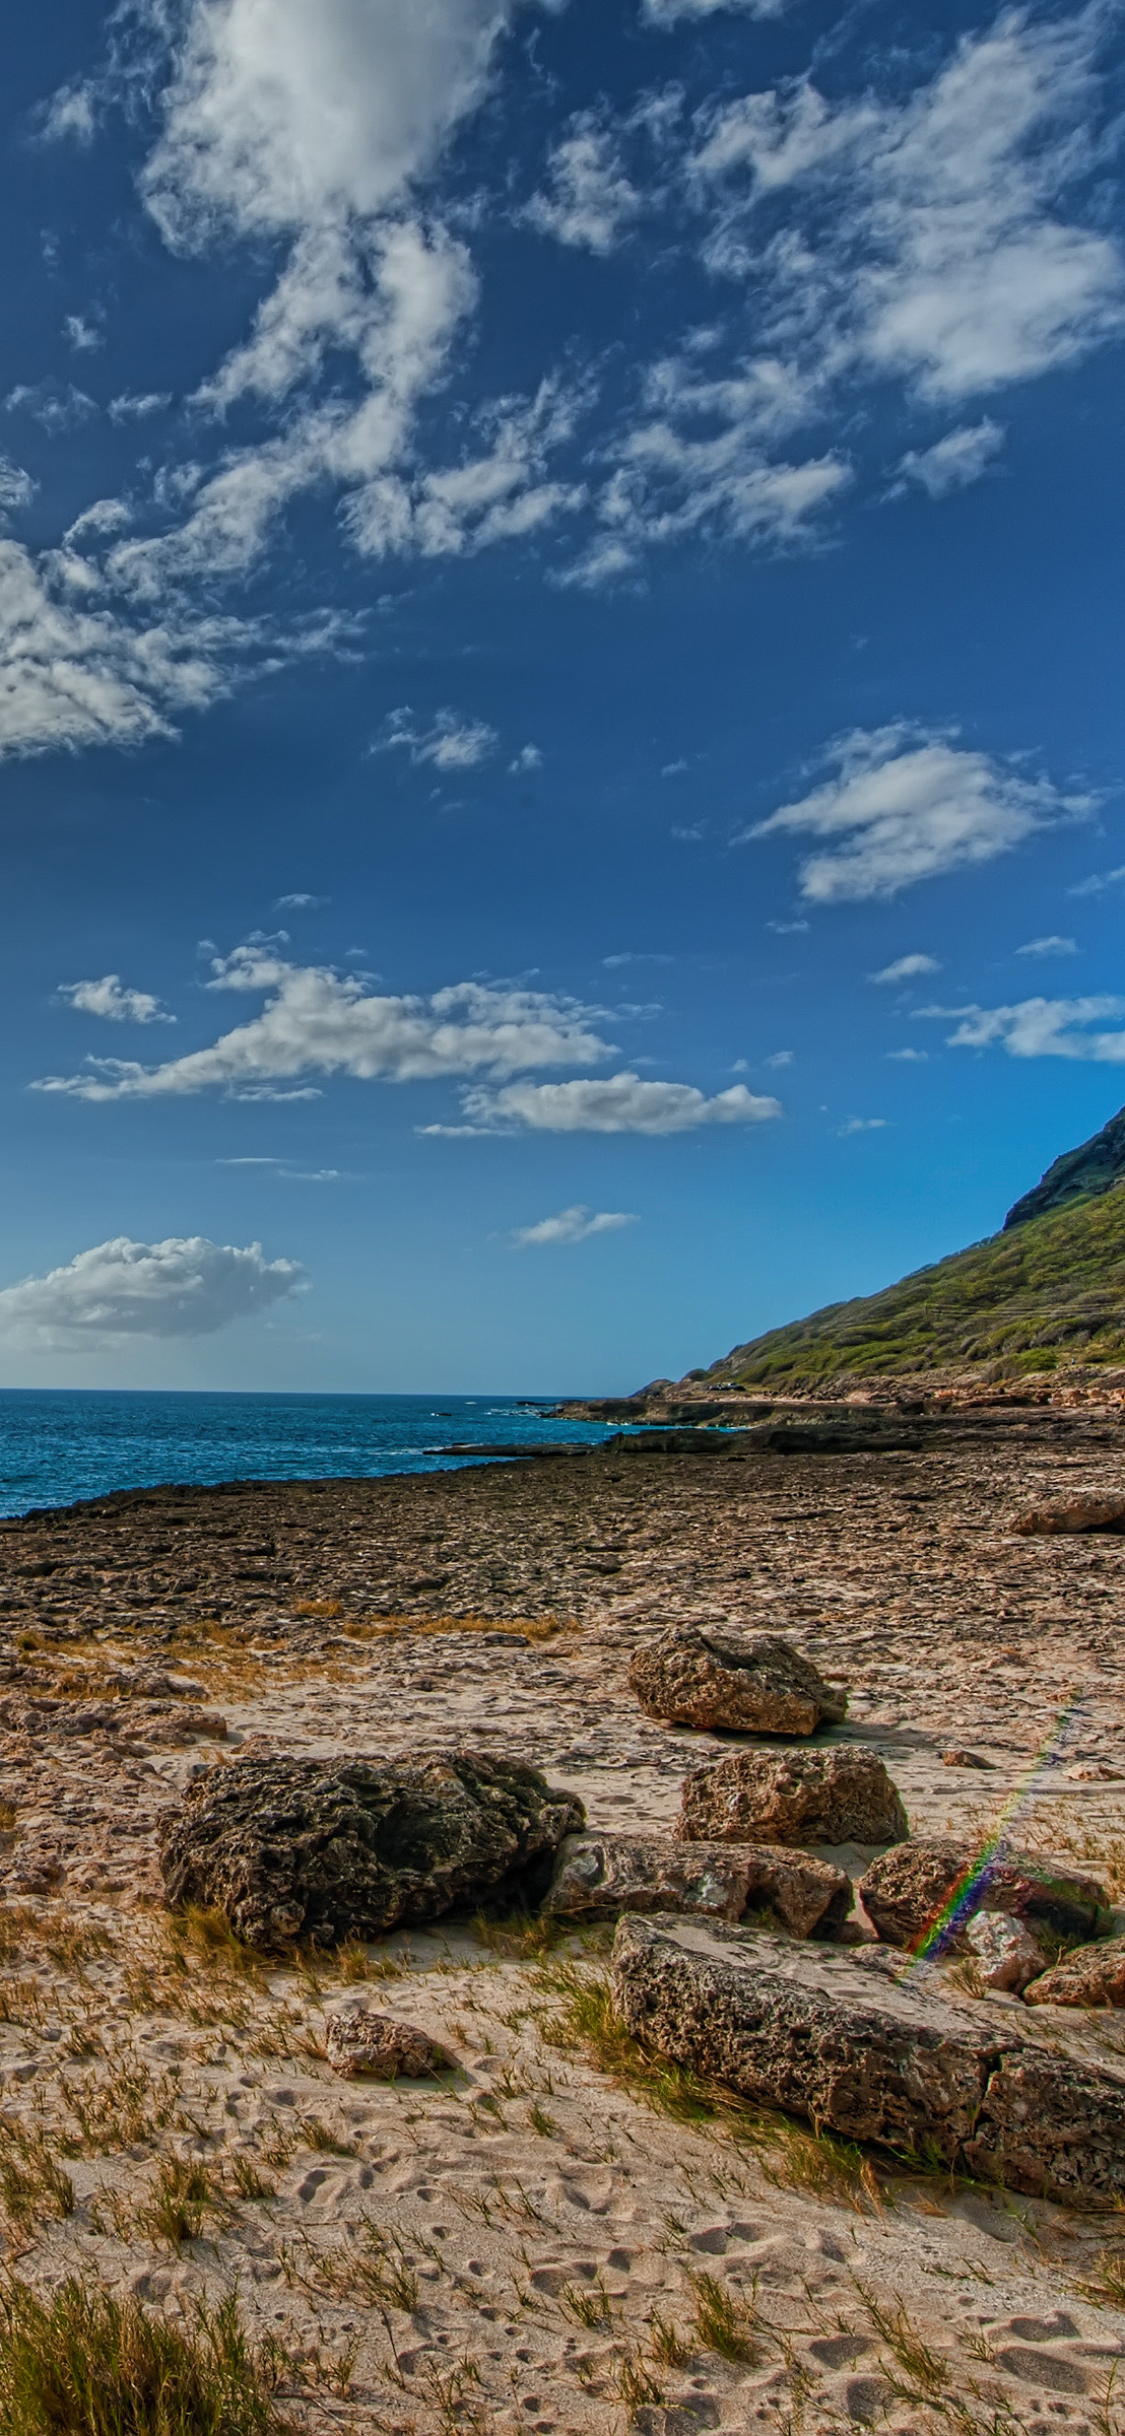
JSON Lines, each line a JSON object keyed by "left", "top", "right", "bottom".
{"left": 0, "top": 1411, "right": 1124, "bottom": 2430}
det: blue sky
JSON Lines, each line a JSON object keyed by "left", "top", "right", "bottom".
{"left": 1, "top": 0, "right": 1124, "bottom": 1391}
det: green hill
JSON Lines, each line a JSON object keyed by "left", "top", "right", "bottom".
{"left": 705, "top": 1105, "right": 1125, "bottom": 1392}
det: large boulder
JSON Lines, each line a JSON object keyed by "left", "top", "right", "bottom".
{"left": 628, "top": 1626, "right": 846, "bottom": 1735}
{"left": 158, "top": 1751, "right": 584, "bottom": 1949}
{"left": 1024, "top": 1936, "right": 1125, "bottom": 2010}
{"left": 611, "top": 1913, "right": 1125, "bottom": 2204}
{"left": 678, "top": 1745, "right": 906, "bottom": 1848}
{"left": 543, "top": 1832, "right": 851, "bottom": 1939}
{"left": 859, "top": 1837, "right": 1108, "bottom": 1951}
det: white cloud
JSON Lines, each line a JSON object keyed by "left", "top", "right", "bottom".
{"left": 1016, "top": 934, "right": 1077, "bottom": 957}
{"left": 643, "top": 0, "right": 790, "bottom": 20}
{"left": 274, "top": 892, "right": 329, "bottom": 911}
{"left": 427, "top": 1071, "right": 783, "bottom": 1133}
{"left": 695, "top": 12, "right": 1124, "bottom": 404}
{"left": 509, "top": 743, "right": 543, "bottom": 773}
{"left": 887, "top": 1047, "right": 928, "bottom": 1061}
{"left": 0, "top": 1235, "right": 302, "bottom": 1349}
{"left": 0, "top": 459, "right": 34, "bottom": 514}
{"left": 765, "top": 1048, "right": 793, "bottom": 1068}
{"left": 35, "top": 949, "right": 613, "bottom": 1102}
{"left": 58, "top": 974, "right": 173, "bottom": 1024}
{"left": 1070, "top": 864, "right": 1125, "bottom": 898}
{"left": 108, "top": 392, "right": 172, "bottom": 422}
{"left": 895, "top": 420, "right": 1005, "bottom": 499}
{"left": 869, "top": 952, "right": 942, "bottom": 983}
{"left": 927, "top": 996, "right": 1125, "bottom": 1063}
{"left": 376, "top": 705, "right": 498, "bottom": 770}
{"left": 749, "top": 727, "right": 1082, "bottom": 904}
{"left": 64, "top": 314, "right": 103, "bottom": 355}
{"left": 511, "top": 1205, "right": 639, "bottom": 1247}
{"left": 838, "top": 1115, "right": 888, "bottom": 1136}
{"left": 526, "top": 118, "right": 640, "bottom": 256}
{"left": 5, "top": 382, "right": 96, "bottom": 433}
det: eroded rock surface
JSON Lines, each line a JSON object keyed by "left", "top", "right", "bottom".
{"left": 158, "top": 1751, "right": 584, "bottom": 1948}
{"left": 677, "top": 1744, "right": 906, "bottom": 1848}
{"left": 1012, "top": 1497, "right": 1125, "bottom": 1535}
{"left": 965, "top": 1911, "right": 1045, "bottom": 1994}
{"left": 628, "top": 1626, "right": 846, "bottom": 1735}
{"left": 612, "top": 1913, "right": 1125, "bottom": 2202}
{"left": 859, "top": 1837, "right": 1107, "bottom": 1949}
{"left": 325, "top": 2003, "right": 449, "bottom": 2078}
{"left": 1024, "top": 1934, "right": 1125, "bottom": 2009}
{"left": 543, "top": 1831, "right": 851, "bottom": 1937}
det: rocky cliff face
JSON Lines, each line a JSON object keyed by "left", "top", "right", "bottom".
{"left": 1003, "top": 1103, "right": 1125, "bottom": 1229}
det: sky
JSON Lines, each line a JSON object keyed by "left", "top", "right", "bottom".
{"left": 1, "top": 0, "right": 1124, "bottom": 1393}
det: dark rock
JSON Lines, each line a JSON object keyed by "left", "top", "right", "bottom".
{"left": 859, "top": 1837, "right": 1108, "bottom": 1949}
{"left": 611, "top": 1912, "right": 1125, "bottom": 2203}
{"left": 1003, "top": 1104, "right": 1125, "bottom": 1230}
{"left": 543, "top": 1831, "right": 851, "bottom": 1938}
{"left": 677, "top": 1745, "right": 906, "bottom": 1848}
{"left": 158, "top": 1751, "right": 585, "bottom": 1949}
{"left": 628, "top": 1626, "right": 847, "bottom": 1735}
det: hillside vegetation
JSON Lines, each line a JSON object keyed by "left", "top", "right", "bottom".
{"left": 709, "top": 1175, "right": 1125, "bottom": 1391}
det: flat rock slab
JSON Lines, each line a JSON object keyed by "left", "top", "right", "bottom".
{"left": 612, "top": 1913, "right": 1125, "bottom": 2204}
{"left": 628, "top": 1626, "right": 847, "bottom": 1735}
{"left": 1012, "top": 1497, "right": 1125, "bottom": 1534}
{"left": 159, "top": 1751, "right": 585, "bottom": 1949}
{"left": 543, "top": 1832, "right": 851, "bottom": 1938}
{"left": 859, "top": 1837, "right": 1108, "bottom": 1948}
{"left": 678, "top": 1744, "right": 906, "bottom": 1847}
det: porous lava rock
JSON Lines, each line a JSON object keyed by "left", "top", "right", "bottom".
{"left": 611, "top": 1913, "right": 1125, "bottom": 2203}
{"left": 628, "top": 1626, "right": 846, "bottom": 1736}
{"left": 543, "top": 1831, "right": 851, "bottom": 1938}
{"left": 677, "top": 1744, "right": 906, "bottom": 1848}
{"left": 1024, "top": 1936, "right": 1125, "bottom": 2010}
{"left": 965, "top": 1912, "right": 1045, "bottom": 1994}
{"left": 325, "top": 2004, "right": 449, "bottom": 2078}
{"left": 859, "top": 1838, "right": 1107, "bottom": 1950}
{"left": 158, "top": 1751, "right": 585, "bottom": 1949}
{"left": 1011, "top": 1498, "right": 1125, "bottom": 1535}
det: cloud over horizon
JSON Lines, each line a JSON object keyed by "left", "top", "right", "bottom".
{"left": 0, "top": 1235, "right": 303, "bottom": 1349}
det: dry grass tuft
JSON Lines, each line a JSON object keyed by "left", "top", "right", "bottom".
{"left": 0, "top": 2279, "right": 289, "bottom": 2436}
{"left": 689, "top": 2271, "right": 760, "bottom": 2365}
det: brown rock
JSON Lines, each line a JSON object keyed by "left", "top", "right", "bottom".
{"left": 611, "top": 1912, "right": 1125, "bottom": 2203}
{"left": 859, "top": 1837, "right": 1108, "bottom": 1951}
{"left": 1012, "top": 1497, "right": 1125, "bottom": 1535}
{"left": 965, "top": 1911, "right": 1045, "bottom": 1994}
{"left": 677, "top": 1744, "right": 906, "bottom": 1848}
{"left": 1024, "top": 1935, "right": 1125, "bottom": 2009}
{"left": 158, "top": 1750, "right": 585, "bottom": 1949}
{"left": 628, "top": 1626, "right": 847, "bottom": 1736}
{"left": 326, "top": 2003, "right": 449, "bottom": 2079}
{"left": 941, "top": 1749, "right": 993, "bottom": 1770}
{"left": 543, "top": 1831, "right": 851, "bottom": 1938}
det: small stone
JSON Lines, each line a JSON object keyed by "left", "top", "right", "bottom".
{"left": 966, "top": 1911, "right": 1045, "bottom": 1993}
{"left": 1011, "top": 1497, "right": 1125, "bottom": 1535}
{"left": 859, "top": 1838, "right": 1108, "bottom": 1950}
{"left": 941, "top": 1749, "right": 994, "bottom": 1770}
{"left": 628, "top": 1626, "right": 846, "bottom": 1736}
{"left": 543, "top": 1830, "right": 851, "bottom": 1938}
{"left": 326, "top": 2003, "right": 449, "bottom": 2079}
{"left": 677, "top": 1744, "right": 906, "bottom": 1848}
{"left": 1024, "top": 1935, "right": 1125, "bottom": 2009}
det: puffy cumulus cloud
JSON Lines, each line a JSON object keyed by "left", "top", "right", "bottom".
{"left": 868, "top": 953, "right": 942, "bottom": 984}
{"left": 894, "top": 421, "right": 1006, "bottom": 500}
{"left": 58, "top": 974, "right": 173, "bottom": 1024}
{"left": 0, "top": 1235, "right": 302, "bottom": 1349}
{"left": 525, "top": 118, "right": 641, "bottom": 256}
{"left": 426, "top": 1072, "right": 783, "bottom": 1133}
{"left": 748, "top": 728, "right": 1083, "bottom": 904}
{"left": 510, "top": 1205, "right": 638, "bottom": 1247}
{"left": 694, "top": 13, "right": 1124, "bottom": 405}
{"left": 926, "top": 996, "right": 1125, "bottom": 1063}
{"left": 376, "top": 705, "right": 498, "bottom": 770}
{"left": 35, "top": 948, "right": 614, "bottom": 1102}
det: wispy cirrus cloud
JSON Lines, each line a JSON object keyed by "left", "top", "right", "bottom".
{"left": 868, "top": 952, "right": 942, "bottom": 984}
{"left": 510, "top": 1205, "right": 639, "bottom": 1247}
{"left": 375, "top": 705, "right": 498, "bottom": 770}
{"left": 746, "top": 726, "right": 1086, "bottom": 904}
{"left": 525, "top": 117, "right": 641, "bottom": 256}
{"left": 0, "top": 1235, "right": 302, "bottom": 1348}
{"left": 893, "top": 421, "right": 1006, "bottom": 500}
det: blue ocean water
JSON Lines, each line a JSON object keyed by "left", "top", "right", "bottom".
{"left": 0, "top": 1392, "right": 615, "bottom": 1518}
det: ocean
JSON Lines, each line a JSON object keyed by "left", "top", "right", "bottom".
{"left": 0, "top": 1391, "right": 615, "bottom": 1518}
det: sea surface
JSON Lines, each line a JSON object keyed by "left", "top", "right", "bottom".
{"left": 0, "top": 1391, "right": 615, "bottom": 1518}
